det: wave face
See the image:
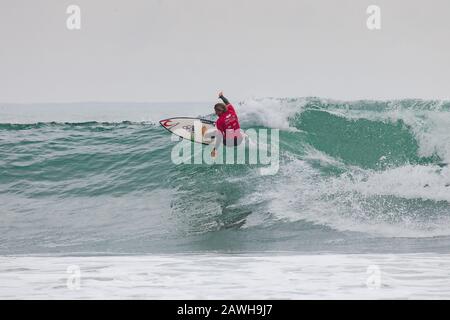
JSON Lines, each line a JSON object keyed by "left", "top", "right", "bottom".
{"left": 1, "top": 98, "right": 450, "bottom": 255}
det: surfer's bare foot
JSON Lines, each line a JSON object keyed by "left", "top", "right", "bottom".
{"left": 211, "top": 148, "right": 217, "bottom": 158}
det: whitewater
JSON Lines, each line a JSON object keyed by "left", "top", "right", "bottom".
{"left": 1, "top": 97, "right": 450, "bottom": 299}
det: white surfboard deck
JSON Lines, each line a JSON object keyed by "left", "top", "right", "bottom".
{"left": 159, "top": 117, "right": 216, "bottom": 145}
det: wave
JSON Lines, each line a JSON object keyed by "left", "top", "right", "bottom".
{"left": 1, "top": 98, "right": 450, "bottom": 254}
{"left": 240, "top": 97, "right": 450, "bottom": 165}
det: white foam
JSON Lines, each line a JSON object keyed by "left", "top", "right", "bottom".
{"left": 256, "top": 151, "right": 450, "bottom": 238}
{"left": 348, "top": 164, "right": 450, "bottom": 202}
{"left": 1, "top": 253, "right": 450, "bottom": 299}
{"left": 237, "top": 98, "right": 303, "bottom": 131}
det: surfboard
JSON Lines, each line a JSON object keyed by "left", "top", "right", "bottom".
{"left": 159, "top": 117, "right": 216, "bottom": 145}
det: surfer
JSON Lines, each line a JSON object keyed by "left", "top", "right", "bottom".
{"left": 210, "top": 91, "right": 243, "bottom": 157}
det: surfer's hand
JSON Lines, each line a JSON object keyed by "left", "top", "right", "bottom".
{"left": 218, "top": 91, "right": 224, "bottom": 98}
{"left": 211, "top": 148, "right": 217, "bottom": 158}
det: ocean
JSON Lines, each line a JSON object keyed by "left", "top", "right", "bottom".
{"left": 1, "top": 98, "right": 450, "bottom": 299}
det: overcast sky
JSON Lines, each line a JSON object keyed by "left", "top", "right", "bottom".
{"left": 0, "top": 0, "right": 449, "bottom": 103}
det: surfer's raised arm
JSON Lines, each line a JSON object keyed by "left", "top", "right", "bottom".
{"left": 218, "top": 91, "right": 230, "bottom": 106}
